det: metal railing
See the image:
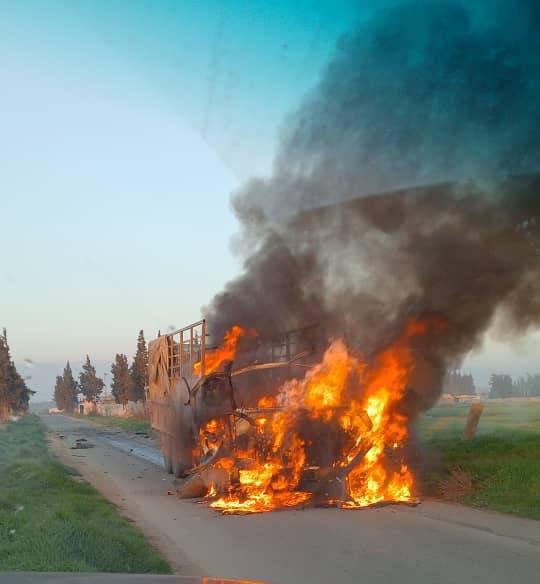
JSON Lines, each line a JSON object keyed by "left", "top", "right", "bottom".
{"left": 270, "top": 324, "right": 319, "bottom": 363}
{"left": 163, "top": 320, "right": 207, "bottom": 379}
{"left": 160, "top": 320, "right": 318, "bottom": 380}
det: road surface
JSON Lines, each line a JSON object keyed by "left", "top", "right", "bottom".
{"left": 40, "top": 414, "right": 540, "bottom": 584}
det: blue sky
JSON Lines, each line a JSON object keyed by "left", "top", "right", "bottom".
{"left": 0, "top": 0, "right": 367, "bottom": 398}
{"left": 1, "top": 0, "right": 366, "bottom": 177}
{"left": 1, "top": 0, "right": 538, "bottom": 399}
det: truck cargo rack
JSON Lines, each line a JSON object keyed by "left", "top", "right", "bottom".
{"left": 160, "top": 321, "right": 319, "bottom": 383}
{"left": 162, "top": 319, "right": 207, "bottom": 379}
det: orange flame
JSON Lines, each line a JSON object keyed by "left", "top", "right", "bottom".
{"left": 257, "top": 395, "right": 277, "bottom": 408}
{"left": 193, "top": 325, "right": 248, "bottom": 376}
{"left": 199, "top": 318, "right": 443, "bottom": 513}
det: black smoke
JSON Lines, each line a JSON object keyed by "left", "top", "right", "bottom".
{"left": 203, "top": 1, "right": 540, "bottom": 407}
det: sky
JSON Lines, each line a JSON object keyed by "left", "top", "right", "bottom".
{"left": 1, "top": 0, "right": 538, "bottom": 400}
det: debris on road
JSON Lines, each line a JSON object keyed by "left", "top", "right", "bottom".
{"left": 71, "top": 438, "right": 95, "bottom": 449}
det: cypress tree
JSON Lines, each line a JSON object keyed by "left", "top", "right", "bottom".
{"left": 0, "top": 330, "right": 11, "bottom": 412}
{"left": 62, "top": 362, "right": 79, "bottom": 411}
{"left": 79, "top": 355, "right": 104, "bottom": 404}
{"left": 488, "top": 373, "right": 514, "bottom": 398}
{"left": 54, "top": 375, "right": 66, "bottom": 410}
{"left": 130, "top": 330, "right": 148, "bottom": 402}
{"left": 0, "top": 329, "right": 34, "bottom": 413}
{"left": 111, "top": 353, "right": 132, "bottom": 405}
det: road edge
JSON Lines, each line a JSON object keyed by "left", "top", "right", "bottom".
{"left": 44, "top": 421, "right": 198, "bottom": 576}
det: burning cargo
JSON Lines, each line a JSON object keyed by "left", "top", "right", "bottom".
{"left": 149, "top": 177, "right": 540, "bottom": 514}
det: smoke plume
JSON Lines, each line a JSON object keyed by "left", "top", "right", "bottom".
{"left": 203, "top": 1, "right": 540, "bottom": 409}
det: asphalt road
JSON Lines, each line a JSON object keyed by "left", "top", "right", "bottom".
{"left": 41, "top": 414, "right": 540, "bottom": 584}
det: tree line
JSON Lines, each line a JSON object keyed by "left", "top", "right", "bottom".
{"left": 442, "top": 369, "right": 476, "bottom": 395}
{"left": 54, "top": 330, "right": 148, "bottom": 411}
{"left": 488, "top": 373, "right": 540, "bottom": 398}
{"left": 0, "top": 329, "right": 35, "bottom": 414}
{"left": 442, "top": 369, "right": 540, "bottom": 398}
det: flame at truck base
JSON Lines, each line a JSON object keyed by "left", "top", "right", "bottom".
{"left": 198, "top": 319, "right": 442, "bottom": 514}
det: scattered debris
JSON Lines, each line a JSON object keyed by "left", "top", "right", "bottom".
{"left": 135, "top": 432, "right": 150, "bottom": 438}
{"left": 71, "top": 438, "right": 95, "bottom": 450}
{"left": 176, "top": 475, "right": 207, "bottom": 499}
{"left": 177, "top": 466, "right": 229, "bottom": 499}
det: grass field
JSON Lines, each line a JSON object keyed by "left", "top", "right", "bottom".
{"left": 0, "top": 415, "right": 171, "bottom": 573}
{"left": 81, "top": 414, "right": 152, "bottom": 435}
{"left": 419, "top": 401, "right": 540, "bottom": 519}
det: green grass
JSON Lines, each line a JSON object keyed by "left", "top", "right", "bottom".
{"left": 419, "top": 401, "right": 540, "bottom": 519}
{"left": 0, "top": 415, "right": 171, "bottom": 573}
{"left": 82, "top": 415, "right": 151, "bottom": 435}
{"left": 420, "top": 401, "right": 540, "bottom": 438}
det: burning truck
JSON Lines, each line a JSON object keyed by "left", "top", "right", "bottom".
{"left": 148, "top": 176, "right": 540, "bottom": 514}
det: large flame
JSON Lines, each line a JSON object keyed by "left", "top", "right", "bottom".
{"left": 198, "top": 318, "right": 443, "bottom": 514}
{"left": 193, "top": 325, "right": 247, "bottom": 376}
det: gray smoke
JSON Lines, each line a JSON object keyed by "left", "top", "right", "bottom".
{"left": 203, "top": 1, "right": 540, "bottom": 408}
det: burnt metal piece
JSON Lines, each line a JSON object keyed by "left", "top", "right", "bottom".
{"left": 182, "top": 376, "right": 192, "bottom": 406}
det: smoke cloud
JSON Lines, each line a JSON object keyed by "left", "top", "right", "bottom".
{"left": 203, "top": 1, "right": 540, "bottom": 409}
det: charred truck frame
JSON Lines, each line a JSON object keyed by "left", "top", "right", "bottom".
{"left": 148, "top": 320, "right": 320, "bottom": 479}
